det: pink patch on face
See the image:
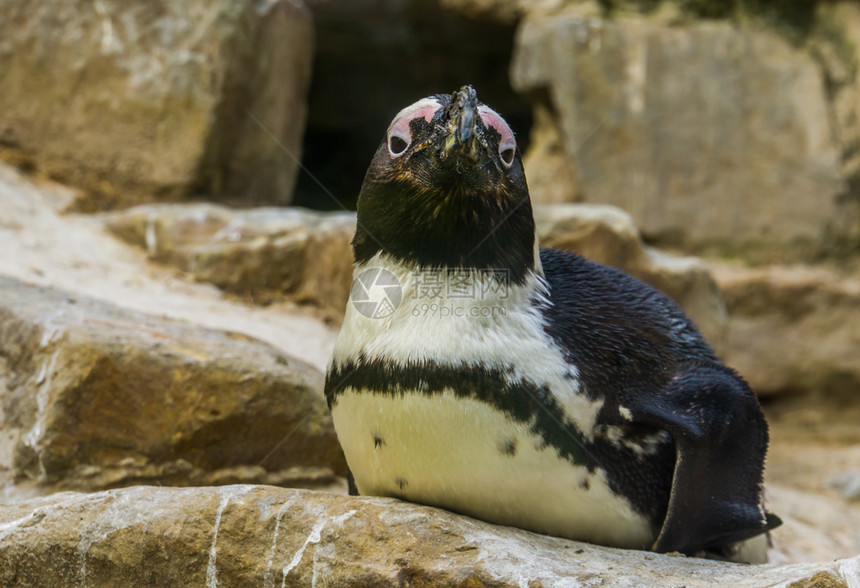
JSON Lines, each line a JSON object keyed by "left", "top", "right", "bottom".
{"left": 478, "top": 105, "right": 517, "bottom": 167}
{"left": 387, "top": 98, "right": 442, "bottom": 157}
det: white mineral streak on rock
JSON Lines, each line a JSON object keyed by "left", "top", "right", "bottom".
{"left": 839, "top": 557, "right": 860, "bottom": 588}
{"left": 280, "top": 508, "right": 356, "bottom": 586}
{"left": 281, "top": 519, "right": 326, "bottom": 585}
{"left": 93, "top": 0, "right": 121, "bottom": 54}
{"left": 39, "top": 307, "right": 67, "bottom": 347}
{"left": 23, "top": 350, "right": 59, "bottom": 462}
{"left": 74, "top": 490, "right": 143, "bottom": 588}
{"left": 145, "top": 213, "right": 158, "bottom": 254}
{"left": 206, "top": 493, "right": 232, "bottom": 588}
{"left": 307, "top": 509, "right": 357, "bottom": 588}
{"left": 204, "top": 487, "right": 254, "bottom": 588}
{"left": 263, "top": 495, "right": 298, "bottom": 588}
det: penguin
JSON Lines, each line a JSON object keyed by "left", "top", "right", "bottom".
{"left": 325, "top": 85, "right": 780, "bottom": 562}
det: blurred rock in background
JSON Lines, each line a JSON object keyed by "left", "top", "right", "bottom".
{"left": 103, "top": 204, "right": 355, "bottom": 319}
{"left": 714, "top": 264, "right": 860, "bottom": 398}
{"left": 515, "top": 13, "right": 842, "bottom": 258}
{"left": 508, "top": 1, "right": 860, "bottom": 265}
{"left": 0, "top": 0, "right": 313, "bottom": 211}
{"left": 534, "top": 203, "right": 728, "bottom": 350}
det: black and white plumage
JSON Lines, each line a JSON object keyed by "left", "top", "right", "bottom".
{"left": 325, "top": 85, "right": 779, "bottom": 562}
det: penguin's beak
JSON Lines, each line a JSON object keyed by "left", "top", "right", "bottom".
{"left": 438, "top": 85, "right": 484, "bottom": 165}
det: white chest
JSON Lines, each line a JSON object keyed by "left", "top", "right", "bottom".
{"left": 330, "top": 256, "right": 604, "bottom": 434}
{"left": 328, "top": 256, "right": 654, "bottom": 548}
{"left": 331, "top": 389, "right": 654, "bottom": 549}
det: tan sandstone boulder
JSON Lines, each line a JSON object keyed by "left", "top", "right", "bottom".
{"left": 713, "top": 263, "right": 860, "bottom": 398}
{"left": 0, "top": 277, "right": 345, "bottom": 493}
{"left": 0, "top": 485, "right": 858, "bottom": 587}
{"left": 535, "top": 203, "right": 727, "bottom": 351}
{"left": 0, "top": 0, "right": 313, "bottom": 210}
{"left": 103, "top": 204, "right": 355, "bottom": 319}
{"left": 511, "top": 9, "right": 846, "bottom": 259}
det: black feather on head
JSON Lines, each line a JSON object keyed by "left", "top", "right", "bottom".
{"left": 353, "top": 85, "right": 536, "bottom": 284}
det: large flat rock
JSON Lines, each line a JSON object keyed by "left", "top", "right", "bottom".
{"left": 0, "top": 0, "right": 312, "bottom": 210}
{"left": 0, "top": 485, "right": 857, "bottom": 587}
{"left": 512, "top": 11, "right": 846, "bottom": 258}
{"left": 0, "top": 277, "right": 345, "bottom": 494}
{"left": 713, "top": 263, "right": 860, "bottom": 398}
{"left": 103, "top": 204, "right": 355, "bottom": 320}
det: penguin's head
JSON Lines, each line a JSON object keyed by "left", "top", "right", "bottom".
{"left": 353, "top": 85, "right": 536, "bottom": 283}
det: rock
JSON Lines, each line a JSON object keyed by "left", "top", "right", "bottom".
{"left": 535, "top": 203, "right": 727, "bottom": 351}
{"left": 103, "top": 202, "right": 728, "bottom": 347}
{"left": 1, "top": 485, "right": 858, "bottom": 587}
{"left": 0, "top": 161, "right": 338, "bottom": 374}
{"left": 827, "top": 470, "right": 860, "bottom": 502}
{"left": 0, "top": 0, "right": 313, "bottom": 210}
{"left": 765, "top": 483, "right": 860, "bottom": 566}
{"left": 0, "top": 277, "right": 345, "bottom": 493}
{"left": 522, "top": 101, "right": 587, "bottom": 205}
{"left": 810, "top": 2, "right": 860, "bottom": 245}
{"left": 441, "top": 0, "right": 605, "bottom": 23}
{"left": 713, "top": 263, "right": 860, "bottom": 397}
{"left": 512, "top": 12, "right": 846, "bottom": 259}
{"left": 103, "top": 203, "right": 356, "bottom": 318}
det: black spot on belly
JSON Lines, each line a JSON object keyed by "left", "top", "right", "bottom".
{"left": 374, "top": 434, "right": 385, "bottom": 449}
{"left": 579, "top": 478, "right": 590, "bottom": 490}
{"left": 498, "top": 437, "right": 517, "bottom": 457}
{"left": 396, "top": 477, "right": 408, "bottom": 491}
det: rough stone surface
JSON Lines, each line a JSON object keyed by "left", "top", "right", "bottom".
{"left": 827, "top": 470, "right": 860, "bottom": 502}
{"left": 0, "top": 161, "right": 338, "bottom": 374}
{"left": 0, "top": 485, "right": 859, "bottom": 588}
{"left": 713, "top": 263, "right": 860, "bottom": 397}
{"left": 810, "top": 1, "right": 860, "bottom": 245}
{"left": 104, "top": 203, "right": 355, "bottom": 318}
{"left": 0, "top": 277, "right": 345, "bottom": 493}
{"left": 764, "top": 403, "right": 860, "bottom": 565}
{"left": 512, "top": 12, "right": 845, "bottom": 256}
{"left": 535, "top": 203, "right": 727, "bottom": 350}
{"left": 0, "top": 0, "right": 313, "bottom": 210}
{"left": 441, "top": 0, "right": 607, "bottom": 23}
{"left": 103, "top": 202, "right": 728, "bottom": 343}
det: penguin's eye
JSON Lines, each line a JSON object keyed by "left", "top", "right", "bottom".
{"left": 499, "top": 145, "right": 515, "bottom": 167}
{"left": 478, "top": 105, "right": 517, "bottom": 169}
{"left": 386, "top": 98, "right": 442, "bottom": 159}
{"left": 388, "top": 131, "right": 410, "bottom": 157}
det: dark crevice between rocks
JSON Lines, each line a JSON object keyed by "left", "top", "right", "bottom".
{"left": 294, "top": 0, "right": 532, "bottom": 211}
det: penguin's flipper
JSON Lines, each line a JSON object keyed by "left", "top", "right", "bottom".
{"left": 622, "top": 367, "right": 773, "bottom": 555}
